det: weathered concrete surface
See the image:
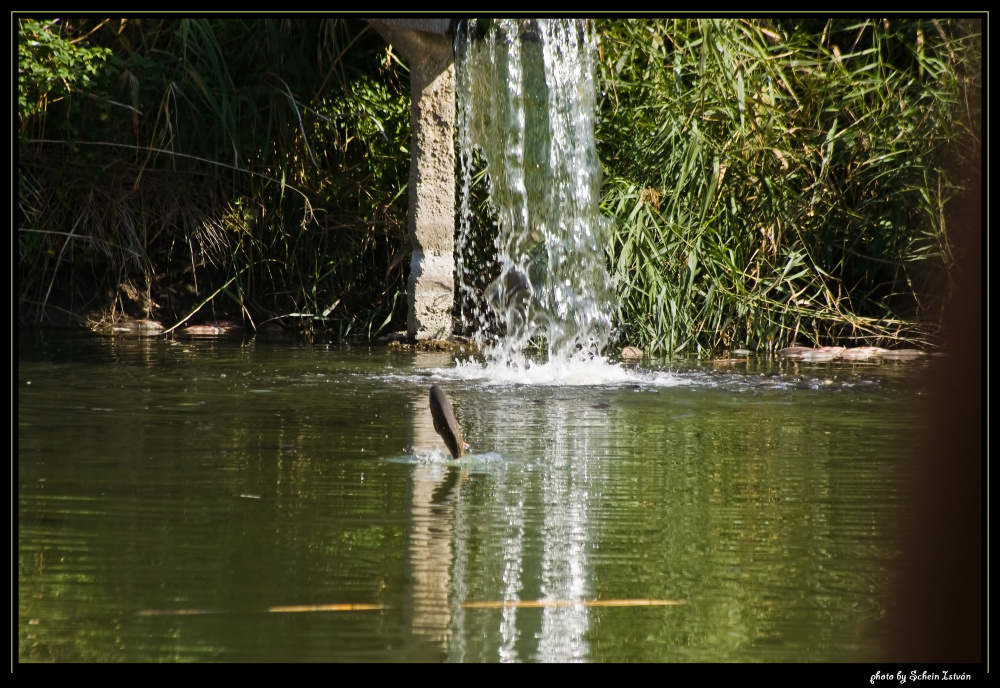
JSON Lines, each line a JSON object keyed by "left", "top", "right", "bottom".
{"left": 369, "top": 20, "right": 456, "bottom": 341}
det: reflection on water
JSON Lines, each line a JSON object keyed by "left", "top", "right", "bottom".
{"left": 440, "top": 387, "right": 607, "bottom": 662}
{"left": 18, "top": 330, "right": 927, "bottom": 662}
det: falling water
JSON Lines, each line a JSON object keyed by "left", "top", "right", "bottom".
{"left": 455, "top": 19, "right": 616, "bottom": 376}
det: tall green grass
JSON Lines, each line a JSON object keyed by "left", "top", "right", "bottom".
{"left": 18, "top": 18, "right": 980, "bottom": 351}
{"left": 596, "top": 18, "right": 980, "bottom": 354}
{"left": 18, "top": 18, "right": 411, "bottom": 337}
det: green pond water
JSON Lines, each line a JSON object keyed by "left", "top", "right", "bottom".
{"left": 17, "top": 329, "right": 928, "bottom": 662}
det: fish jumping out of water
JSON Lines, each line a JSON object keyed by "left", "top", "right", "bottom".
{"left": 429, "top": 384, "right": 468, "bottom": 458}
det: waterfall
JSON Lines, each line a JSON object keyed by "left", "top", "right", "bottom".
{"left": 455, "top": 19, "right": 615, "bottom": 369}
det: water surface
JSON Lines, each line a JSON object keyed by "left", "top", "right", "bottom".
{"left": 17, "top": 329, "right": 927, "bottom": 662}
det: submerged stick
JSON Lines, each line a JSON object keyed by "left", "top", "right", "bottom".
{"left": 137, "top": 598, "right": 686, "bottom": 616}
{"left": 429, "top": 384, "right": 466, "bottom": 458}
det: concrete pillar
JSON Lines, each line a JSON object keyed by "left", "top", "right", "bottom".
{"left": 368, "top": 20, "right": 456, "bottom": 341}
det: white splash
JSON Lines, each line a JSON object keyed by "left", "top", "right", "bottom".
{"left": 456, "top": 19, "right": 616, "bottom": 375}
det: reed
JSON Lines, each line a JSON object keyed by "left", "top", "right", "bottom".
{"left": 18, "top": 18, "right": 980, "bottom": 353}
{"left": 18, "top": 18, "right": 411, "bottom": 338}
{"left": 595, "top": 18, "right": 980, "bottom": 354}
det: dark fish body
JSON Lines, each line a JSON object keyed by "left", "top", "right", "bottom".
{"left": 429, "top": 384, "right": 465, "bottom": 458}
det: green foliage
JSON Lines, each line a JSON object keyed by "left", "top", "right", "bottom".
{"left": 18, "top": 17, "right": 980, "bottom": 352}
{"left": 596, "top": 18, "right": 980, "bottom": 354}
{"left": 18, "top": 18, "right": 112, "bottom": 124}
{"left": 18, "top": 18, "right": 411, "bottom": 338}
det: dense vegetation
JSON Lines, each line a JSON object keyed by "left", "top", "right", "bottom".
{"left": 597, "top": 18, "right": 981, "bottom": 353}
{"left": 17, "top": 18, "right": 980, "bottom": 353}
{"left": 18, "top": 18, "right": 410, "bottom": 338}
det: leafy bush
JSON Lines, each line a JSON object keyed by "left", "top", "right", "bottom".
{"left": 18, "top": 18, "right": 412, "bottom": 337}
{"left": 18, "top": 18, "right": 112, "bottom": 124}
